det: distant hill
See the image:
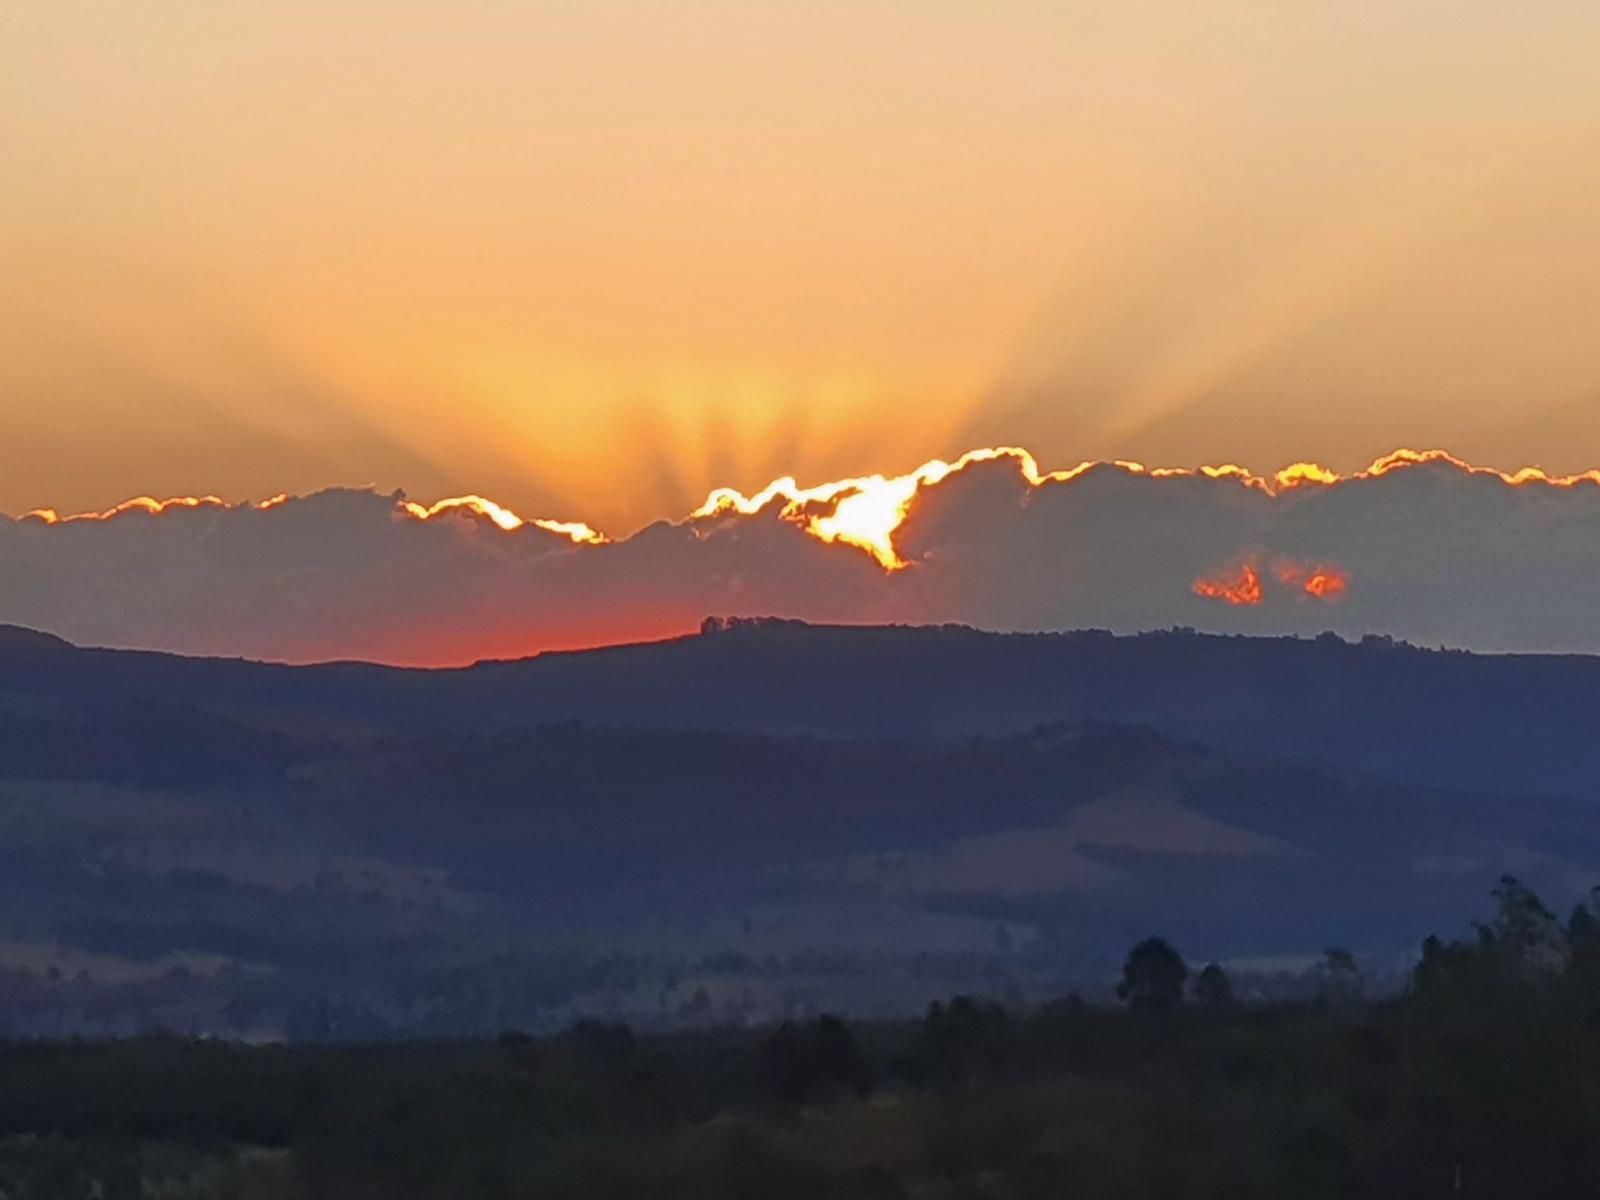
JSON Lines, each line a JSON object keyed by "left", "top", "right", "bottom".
{"left": 0, "top": 623, "right": 73, "bottom": 655}
{"left": 2, "top": 617, "right": 1599, "bottom": 1036}
{"left": 5, "top": 618, "right": 1599, "bottom": 796}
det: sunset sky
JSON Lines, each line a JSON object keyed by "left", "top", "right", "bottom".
{"left": 4, "top": 1, "right": 1599, "bottom": 535}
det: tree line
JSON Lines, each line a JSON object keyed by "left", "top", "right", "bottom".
{"left": 0, "top": 875, "right": 1598, "bottom": 1197}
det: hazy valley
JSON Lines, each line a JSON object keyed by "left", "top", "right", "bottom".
{"left": 2, "top": 619, "right": 1596, "bottom": 1040}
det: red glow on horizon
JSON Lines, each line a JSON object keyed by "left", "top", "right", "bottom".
{"left": 280, "top": 610, "right": 700, "bottom": 669}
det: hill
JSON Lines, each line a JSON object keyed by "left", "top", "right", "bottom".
{"left": 1, "top": 620, "right": 1598, "bottom": 1036}
{"left": 5, "top": 618, "right": 1599, "bottom": 795}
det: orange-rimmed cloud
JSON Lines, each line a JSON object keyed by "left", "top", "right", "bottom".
{"left": 1272, "top": 558, "right": 1350, "bottom": 601}
{"left": 23, "top": 495, "right": 231, "bottom": 524}
{"left": 25, "top": 490, "right": 605, "bottom": 545}
{"left": 1192, "top": 555, "right": 1351, "bottom": 607}
{"left": 1192, "top": 561, "right": 1266, "bottom": 607}
{"left": 18, "top": 444, "right": 1600, "bottom": 573}
{"left": 398, "top": 495, "right": 605, "bottom": 544}
{"left": 5, "top": 445, "right": 1599, "bottom": 665}
{"left": 696, "top": 445, "right": 1598, "bottom": 572}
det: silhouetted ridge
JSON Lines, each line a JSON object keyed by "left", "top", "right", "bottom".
{"left": 0, "top": 623, "right": 75, "bottom": 655}
{"left": 2, "top": 620, "right": 1599, "bottom": 795}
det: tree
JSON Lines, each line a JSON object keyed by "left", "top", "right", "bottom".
{"left": 1192, "top": 962, "right": 1235, "bottom": 1009}
{"left": 919, "top": 995, "right": 1013, "bottom": 1083}
{"left": 1568, "top": 900, "right": 1600, "bottom": 948}
{"left": 1317, "top": 947, "right": 1364, "bottom": 1004}
{"left": 560, "top": 1019, "right": 639, "bottom": 1076}
{"left": 763, "top": 1014, "right": 869, "bottom": 1103}
{"left": 1481, "top": 875, "right": 1567, "bottom": 977}
{"left": 1117, "top": 937, "right": 1188, "bottom": 1014}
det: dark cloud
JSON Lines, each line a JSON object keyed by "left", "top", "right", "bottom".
{"left": 4, "top": 452, "right": 1599, "bottom": 664}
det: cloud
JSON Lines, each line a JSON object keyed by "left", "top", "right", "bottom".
{"left": 4, "top": 448, "right": 1600, "bottom": 664}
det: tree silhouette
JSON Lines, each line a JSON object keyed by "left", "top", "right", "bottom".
{"left": 919, "top": 995, "right": 1013, "bottom": 1083}
{"left": 1192, "top": 962, "right": 1235, "bottom": 1009}
{"left": 1318, "top": 947, "right": 1364, "bottom": 1004}
{"left": 1568, "top": 900, "right": 1600, "bottom": 947}
{"left": 762, "top": 1014, "right": 869, "bottom": 1103}
{"left": 1482, "top": 875, "right": 1567, "bottom": 977}
{"left": 1117, "top": 937, "right": 1188, "bottom": 1014}
{"left": 1567, "top": 888, "right": 1600, "bottom": 990}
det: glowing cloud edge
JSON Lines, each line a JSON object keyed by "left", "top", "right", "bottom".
{"left": 12, "top": 446, "right": 1600, "bottom": 572}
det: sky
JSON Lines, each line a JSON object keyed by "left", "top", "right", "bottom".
{"left": 4, "top": 1, "right": 1600, "bottom": 537}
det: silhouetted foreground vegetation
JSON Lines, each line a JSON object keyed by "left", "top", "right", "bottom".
{"left": 4, "top": 878, "right": 1600, "bottom": 1197}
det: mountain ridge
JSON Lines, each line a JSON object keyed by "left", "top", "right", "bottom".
{"left": 3, "top": 618, "right": 1596, "bottom": 797}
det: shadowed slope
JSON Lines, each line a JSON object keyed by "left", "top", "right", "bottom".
{"left": 2, "top": 619, "right": 1599, "bottom": 796}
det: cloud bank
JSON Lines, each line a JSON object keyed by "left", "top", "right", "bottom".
{"left": 4, "top": 448, "right": 1600, "bottom": 665}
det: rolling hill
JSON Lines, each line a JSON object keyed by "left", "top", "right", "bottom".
{"left": 0, "top": 619, "right": 1596, "bottom": 1037}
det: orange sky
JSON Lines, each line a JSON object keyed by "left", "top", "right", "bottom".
{"left": 3, "top": 1, "right": 1598, "bottom": 534}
